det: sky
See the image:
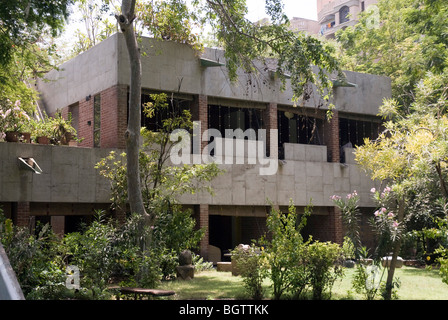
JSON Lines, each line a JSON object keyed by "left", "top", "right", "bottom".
{"left": 61, "top": 0, "right": 318, "bottom": 51}
{"left": 245, "top": 0, "right": 318, "bottom": 22}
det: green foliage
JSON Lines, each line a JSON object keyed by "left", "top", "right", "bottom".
{"left": 331, "top": 191, "right": 362, "bottom": 258}
{"left": 63, "top": 212, "right": 119, "bottom": 299}
{"left": 0, "top": 99, "right": 31, "bottom": 134}
{"left": 0, "top": 0, "right": 72, "bottom": 67}
{"left": 199, "top": 0, "right": 342, "bottom": 109}
{"left": 335, "top": 0, "right": 448, "bottom": 109}
{"left": 260, "top": 201, "right": 346, "bottom": 300}
{"left": 0, "top": 216, "right": 68, "bottom": 300}
{"left": 351, "top": 247, "right": 385, "bottom": 300}
{"left": 96, "top": 93, "right": 221, "bottom": 277}
{"left": 231, "top": 244, "right": 265, "bottom": 300}
{"left": 306, "top": 241, "right": 344, "bottom": 300}
{"left": 136, "top": 0, "right": 204, "bottom": 51}
{"left": 70, "top": 0, "right": 116, "bottom": 57}
{"left": 332, "top": 188, "right": 406, "bottom": 299}
{"left": 261, "top": 201, "right": 311, "bottom": 299}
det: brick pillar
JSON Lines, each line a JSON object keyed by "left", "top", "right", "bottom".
{"left": 327, "top": 109, "right": 340, "bottom": 162}
{"left": 16, "top": 202, "right": 30, "bottom": 228}
{"left": 51, "top": 216, "right": 65, "bottom": 237}
{"left": 199, "top": 204, "right": 209, "bottom": 260}
{"left": 328, "top": 206, "right": 344, "bottom": 245}
{"left": 306, "top": 207, "right": 343, "bottom": 244}
{"left": 192, "top": 94, "right": 209, "bottom": 154}
{"left": 263, "top": 102, "right": 278, "bottom": 158}
{"left": 78, "top": 95, "right": 94, "bottom": 147}
{"left": 101, "top": 84, "right": 128, "bottom": 149}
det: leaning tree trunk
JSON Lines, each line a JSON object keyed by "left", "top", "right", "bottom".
{"left": 384, "top": 197, "right": 405, "bottom": 300}
{"left": 116, "top": 0, "right": 147, "bottom": 219}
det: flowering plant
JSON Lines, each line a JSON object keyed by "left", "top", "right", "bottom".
{"left": 0, "top": 100, "right": 31, "bottom": 134}
{"left": 370, "top": 187, "right": 402, "bottom": 244}
{"left": 331, "top": 191, "right": 362, "bottom": 258}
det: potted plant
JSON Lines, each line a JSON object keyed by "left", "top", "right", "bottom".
{"left": 32, "top": 120, "right": 51, "bottom": 145}
{"left": 48, "top": 111, "right": 77, "bottom": 145}
{"left": 0, "top": 100, "right": 31, "bottom": 142}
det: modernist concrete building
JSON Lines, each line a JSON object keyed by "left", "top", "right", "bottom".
{"left": 0, "top": 33, "right": 391, "bottom": 261}
{"left": 317, "top": 0, "right": 379, "bottom": 37}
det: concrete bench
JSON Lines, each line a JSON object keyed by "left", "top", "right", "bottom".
{"left": 217, "top": 262, "right": 232, "bottom": 272}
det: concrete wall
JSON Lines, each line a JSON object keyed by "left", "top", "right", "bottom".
{"left": 37, "top": 35, "right": 120, "bottom": 116}
{"left": 37, "top": 33, "right": 391, "bottom": 117}
{"left": 178, "top": 142, "right": 378, "bottom": 208}
{"left": 0, "top": 141, "right": 377, "bottom": 208}
{"left": 0, "top": 142, "right": 113, "bottom": 203}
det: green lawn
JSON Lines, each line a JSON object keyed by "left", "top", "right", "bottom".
{"left": 159, "top": 266, "right": 448, "bottom": 300}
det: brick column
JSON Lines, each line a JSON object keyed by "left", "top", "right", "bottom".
{"left": 328, "top": 206, "right": 344, "bottom": 245}
{"left": 263, "top": 102, "right": 278, "bottom": 158}
{"left": 306, "top": 207, "right": 343, "bottom": 245}
{"left": 78, "top": 95, "right": 94, "bottom": 147}
{"left": 51, "top": 216, "right": 65, "bottom": 237}
{"left": 16, "top": 202, "right": 30, "bottom": 228}
{"left": 101, "top": 84, "right": 128, "bottom": 149}
{"left": 198, "top": 204, "right": 209, "bottom": 260}
{"left": 192, "top": 94, "right": 209, "bottom": 154}
{"left": 327, "top": 109, "right": 340, "bottom": 163}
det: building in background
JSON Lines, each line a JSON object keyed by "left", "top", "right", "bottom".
{"left": 0, "top": 33, "right": 390, "bottom": 261}
{"left": 317, "top": 0, "right": 379, "bottom": 38}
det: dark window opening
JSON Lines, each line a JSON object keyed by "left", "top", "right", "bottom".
{"left": 68, "top": 103, "right": 79, "bottom": 133}
{"left": 339, "top": 6, "right": 350, "bottom": 24}
{"left": 208, "top": 105, "right": 264, "bottom": 139}
{"left": 278, "top": 111, "right": 325, "bottom": 158}
{"left": 65, "top": 215, "right": 93, "bottom": 234}
{"left": 339, "top": 118, "right": 381, "bottom": 162}
{"left": 141, "top": 93, "right": 191, "bottom": 133}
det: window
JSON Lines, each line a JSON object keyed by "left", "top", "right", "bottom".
{"left": 361, "top": 1, "right": 365, "bottom": 12}
{"left": 141, "top": 93, "right": 191, "bottom": 132}
{"left": 93, "top": 94, "right": 101, "bottom": 148}
{"left": 278, "top": 111, "right": 325, "bottom": 146}
{"left": 208, "top": 105, "right": 264, "bottom": 139}
{"left": 339, "top": 6, "right": 350, "bottom": 24}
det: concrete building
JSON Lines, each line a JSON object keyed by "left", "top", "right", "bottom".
{"left": 0, "top": 33, "right": 391, "bottom": 260}
{"left": 289, "top": 17, "right": 321, "bottom": 35}
{"left": 317, "top": 0, "right": 379, "bottom": 38}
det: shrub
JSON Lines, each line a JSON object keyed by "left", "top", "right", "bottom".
{"left": 0, "top": 215, "right": 68, "bottom": 299}
{"left": 262, "top": 201, "right": 312, "bottom": 300}
{"left": 232, "top": 244, "right": 265, "bottom": 300}
{"left": 306, "top": 241, "right": 345, "bottom": 300}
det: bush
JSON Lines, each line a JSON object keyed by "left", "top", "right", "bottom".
{"left": 306, "top": 241, "right": 345, "bottom": 300}
{"left": 0, "top": 216, "right": 68, "bottom": 300}
{"left": 262, "top": 202, "right": 312, "bottom": 300}
{"left": 232, "top": 244, "right": 265, "bottom": 300}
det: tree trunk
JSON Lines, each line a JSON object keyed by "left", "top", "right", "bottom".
{"left": 116, "top": 0, "right": 147, "bottom": 219}
{"left": 384, "top": 197, "right": 405, "bottom": 300}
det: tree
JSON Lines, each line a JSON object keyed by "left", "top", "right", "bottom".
{"left": 70, "top": 0, "right": 117, "bottom": 56}
{"left": 353, "top": 71, "right": 448, "bottom": 299}
{"left": 116, "top": 0, "right": 343, "bottom": 219}
{"left": 336, "top": 0, "right": 448, "bottom": 111}
{"left": 334, "top": 0, "right": 448, "bottom": 298}
{"left": 0, "top": 0, "right": 74, "bottom": 122}
{"left": 0, "top": 0, "right": 73, "bottom": 67}
{"left": 116, "top": 0, "right": 147, "bottom": 218}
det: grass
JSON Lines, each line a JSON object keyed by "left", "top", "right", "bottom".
{"left": 159, "top": 266, "right": 448, "bottom": 300}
